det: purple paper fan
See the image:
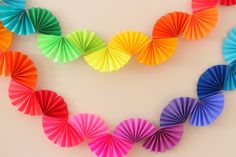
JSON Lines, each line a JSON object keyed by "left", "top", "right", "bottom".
{"left": 113, "top": 118, "right": 156, "bottom": 143}
{"left": 160, "top": 97, "right": 197, "bottom": 127}
{"left": 143, "top": 124, "right": 184, "bottom": 152}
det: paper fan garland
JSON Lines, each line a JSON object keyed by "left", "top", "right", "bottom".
{"left": 220, "top": 0, "right": 236, "bottom": 6}
{"left": 222, "top": 28, "right": 236, "bottom": 64}
{"left": 160, "top": 97, "right": 197, "bottom": 127}
{"left": 0, "top": 22, "right": 13, "bottom": 51}
{"left": 113, "top": 118, "right": 156, "bottom": 143}
{"left": 38, "top": 34, "right": 81, "bottom": 63}
{"left": 181, "top": 7, "right": 218, "bottom": 40}
{"left": 28, "top": 8, "right": 61, "bottom": 36}
{"left": 152, "top": 12, "right": 189, "bottom": 39}
{"left": 0, "top": 5, "right": 35, "bottom": 35}
{"left": 69, "top": 113, "right": 109, "bottom": 139}
{"left": 224, "top": 61, "right": 236, "bottom": 90}
{"left": 66, "top": 30, "right": 106, "bottom": 55}
{"left": 190, "top": 92, "right": 225, "bottom": 126}
{"left": 136, "top": 38, "right": 177, "bottom": 66}
{"left": 108, "top": 31, "right": 150, "bottom": 55}
{"left": 197, "top": 65, "right": 228, "bottom": 100}
{"left": 84, "top": 47, "right": 131, "bottom": 72}
{"left": 192, "top": 0, "right": 218, "bottom": 12}
{"left": 88, "top": 134, "right": 133, "bottom": 157}
{"left": 143, "top": 125, "right": 184, "bottom": 152}
{"left": 42, "top": 116, "right": 83, "bottom": 147}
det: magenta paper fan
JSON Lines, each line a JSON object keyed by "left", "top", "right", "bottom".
{"left": 192, "top": 0, "right": 218, "bottom": 12}
{"left": 42, "top": 116, "right": 83, "bottom": 147}
{"left": 143, "top": 125, "right": 184, "bottom": 152}
{"left": 69, "top": 113, "right": 109, "bottom": 139}
{"left": 34, "top": 90, "right": 69, "bottom": 119}
{"left": 8, "top": 79, "right": 42, "bottom": 116}
{"left": 160, "top": 97, "right": 198, "bottom": 127}
{"left": 89, "top": 134, "right": 133, "bottom": 157}
{"left": 113, "top": 118, "right": 156, "bottom": 143}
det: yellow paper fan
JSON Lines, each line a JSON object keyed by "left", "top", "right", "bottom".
{"left": 108, "top": 31, "right": 150, "bottom": 56}
{"left": 84, "top": 47, "right": 131, "bottom": 72}
{"left": 136, "top": 38, "right": 178, "bottom": 66}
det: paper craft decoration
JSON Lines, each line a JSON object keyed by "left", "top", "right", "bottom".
{"left": 221, "top": 0, "right": 236, "bottom": 6}
{"left": 1, "top": 0, "right": 236, "bottom": 157}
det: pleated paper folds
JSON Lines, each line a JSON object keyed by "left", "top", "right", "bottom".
{"left": 192, "top": 0, "right": 218, "bottom": 12}
{"left": 224, "top": 61, "right": 236, "bottom": 90}
{"left": 160, "top": 97, "right": 197, "bottom": 127}
{"left": 113, "top": 118, "right": 156, "bottom": 143}
{"left": 0, "top": 22, "right": 13, "bottom": 51}
{"left": 0, "top": 0, "right": 26, "bottom": 9}
{"left": 222, "top": 28, "right": 236, "bottom": 64}
{"left": 220, "top": 0, "right": 236, "bottom": 6}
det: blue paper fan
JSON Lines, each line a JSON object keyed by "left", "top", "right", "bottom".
{"left": 160, "top": 97, "right": 197, "bottom": 127}
{"left": 224, "top": 60, "right": 236, "bottom": 90}
{"left": 1, "top": 0, "right": 26, "bottom": 9}
{"left": 0, "top": 5, "right": 35, "bottom": 35}
{"left": 222, "top": 27, "right": 236, "bottom": 64}
{"left": 189, "top": 92, "right": 225, "bottom": 126}
{"left": 197, "top": 65, "right": 228, "bottom": 100}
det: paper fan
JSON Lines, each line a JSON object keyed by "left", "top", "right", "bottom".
{"left": 8, "top": 80, "right": 42, "bottom": 115}
{"left": 1, "top": 0, "right": 26, "bottom": 9}
{"left": 221, "top": 0, "right": 236, "bottom": 6}
{"left": 152, "top": 12, "right": 188, "bottom": 39}
{"left": 113, "top": 118, "right": 156, "bottom": 143}
{"left": 192, "top": 0, "right": 218, "bottom": 12}
{"left": 28, "top": 7, "right": 61, "bottom": 35}
{"left": 222, "top": 28, "right": 236, "bottom": 64}
{"left": 143, "top": 125, "right": 184, "bottom": 152}
{"left": 190, "top": 92, "right": 225, "bottom": 126}
{"left": 0, "top": 51, "right": 9, "bottom": 76}
{"left": 69, "top": 113, "right": 109, "bottom": 139}
{"left": 197, "top": 65, "right": 227, "bottom": 100}
{"left": 66, "top": 30, "right": 106, "bottom": 55}
{"left": 42, "top": 116, "right": 83, "bottom": 147}
{"left": 181, "top": 7, "right": 218, "bottom": 40}
{"left": 34, "top": 90, "right": 69, "bottom": 119}
{"left": 136, "top": 38, "right": 177, "bottom": 66}
{"left": 224, "top": 61, "right": 236, "bottom": 90}
{"left": 38, "top": 34, "right": 81, "bottom": 63}
{"left": 160, "top": 97, "right": 197, "bottom": 127}
{"left": 0, "top": 5, "right": 35, "bottom": 35}
{"left": 108, "top": 31, "right": 150, "bottom": 55}
{"left": 6, "top": 51, "right": 37, "bottom": 89}
{"left": 84, "top": 47, "right": 131, "bottom": 72}
{"left": 0, "top": 22, "right": 13, "bottom": 51}
{"left": 88, "top": 134, "right": 133, "bottom": 157}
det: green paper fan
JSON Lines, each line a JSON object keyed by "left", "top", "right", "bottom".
{"left": 28, "top": 7, "right": 61, "bottom": 35}
{"left": 38, "top": 34, "right": 81, "bottom": 63}
{"left": 66, "top": 30, "right": 106, "bottom": 55}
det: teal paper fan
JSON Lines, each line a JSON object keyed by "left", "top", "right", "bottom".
{"left": 1, "top": 0, "right": 26, "bottom": 9}
{"left": 222, "top": 28, "right": 236, "bottom": 64}
{"left": 28, "top": 7, "right": 62, "bottom": 35}
{"left": 38, "top": 34, "right": 82, "bottom": 63}
{"left": 224, "top": 61, "right": 236, "bottom": 90}
{"left": 66, "top": 30, "right": 106, "bottom": 55}
{"left": 0, "top": 5, "right": 35, "bottom": 35}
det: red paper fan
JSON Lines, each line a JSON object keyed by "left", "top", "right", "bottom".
{"left": 0, "top": 51, "right": 9, "bottom": 76}
{"left": 181, "top": 7, "right": 218, "bottom": 40}
{"left": 42, "top": 116, "right": 83, "bottom": 147}
{"left": 221, "top": 0, "right": 236, "bottom": 6}
{"left": 6, "top": 51, "right": 38, "bottom": 89}
{"left": 152, "top": 12, "right": 188, "bottom": 39}
{"left": 34, "top": 90, "right": 69, "bottom": 119}
{"left": 8, "top": 79, "right": 42, "bottom": 115}
{"left": 192, "top": 0, "right": 218, "bottom": 12}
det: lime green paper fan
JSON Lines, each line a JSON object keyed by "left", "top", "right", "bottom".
{"left": 66, "top": 30, "right": 106, "bottom": 55}
{"left": 29, "top": 7, "right": 61, "bottom": 35}
{"left": 38, "top": 34, "right": 81, "bottom": 63}
{"left": 84, "top": 47, "right": 131, "bottom": 72}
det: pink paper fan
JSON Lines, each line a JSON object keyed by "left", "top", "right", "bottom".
{"left": 143, "top": 125, "right": 184, "bottom": 152}
{"left": 89, "top": 134, "right": 133, "bottom": 157}
{"left": 42, "top": 116, "right": 83, "bottom": 147}
{"left": 192, "top": 0, "right": 218, "bottom": 12}
{"left": 113, "top": 118, "right": 156, "bottom": 143}
{"left": 69, "top": 113, "right": 109, "bottom": 139}
{"left": 221, "top": 0, "right": 236, "bottom": 6}
{"left": 34, "top": 90, "right": 68, "bottom": 119}
{"left": 8, "top": 79, "right": 42, "bottom": 116}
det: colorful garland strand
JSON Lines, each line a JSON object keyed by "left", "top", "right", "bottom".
{"left": 1, "top": 0, "right": 234, "bottom": 72}
{"left": 1, "top": 0, "right": 236, "bottom": 157}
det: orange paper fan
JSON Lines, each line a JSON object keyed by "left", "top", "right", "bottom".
{"left": 0, "top": 22, "right": 13, "bottom": 51}
{"left": 181, "top": 7, "right": 218, "bottom": 40}
{"left": 0, "top": 51, "right": 9, "bottom": 76}
{"left": 136, "top": 38, "right": 178, "bottom": 66}
{"left": 152, "top": 12, "right": 188, "bottom": 39}
{"left": 6, "top": 51, "right": 38, "bottom": 89}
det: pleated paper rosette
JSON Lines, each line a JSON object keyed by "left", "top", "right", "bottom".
{"left": 0, "top": 22, "right": 13, "bottom": 51}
